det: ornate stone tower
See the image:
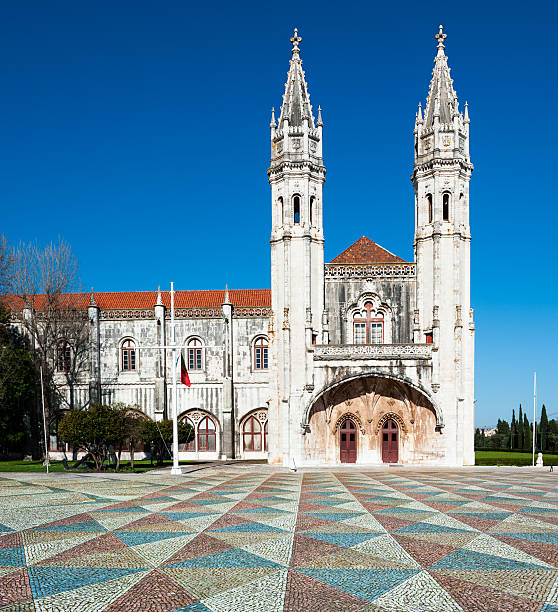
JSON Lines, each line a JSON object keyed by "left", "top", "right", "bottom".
{"left": 268, "top": 30, "right": 326, "bottom": 465}
{"left": 412, "top": 26, "right": 475, "bottom": 465}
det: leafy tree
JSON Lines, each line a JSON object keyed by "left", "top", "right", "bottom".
{"left": 113, "top": 403, "right": 148, "bottom": 470}
{"left": 141, "top": 419, "right": 194, "bottom": 465}
{"left": 540, "top": 405, "right": 549, "bottom": 451}
{"left": 0, "top": 302, "right": 36, "bottom": 457}
{"left": 58, "top": 404, "right": 127, "bottom": 471}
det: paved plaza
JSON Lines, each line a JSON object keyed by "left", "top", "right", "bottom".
{"left": 0, "top": 466, "right": 557, "bottom": 611}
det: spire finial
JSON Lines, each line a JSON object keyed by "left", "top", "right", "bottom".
{"left": 224, "top": 283, "right": 230, "bottom": 303}
{"left": 317, "top": 105, "right": 323, "bottom": 127}
{"left": 435, "top": 24, "right": 447, "bottom": 53}
{"left": 156, "top": 285, "right": 162, "bottom": 305}
{"left": 290, "top": 28, "right": 302, "bottom": 54}
{"left": 417, "top": 102, "right": 423, "bottom": 122}
{"left": 90, "top": 287, "right": 96, "bottom": 306}
{"left": 270, "top": 107, "right": 276, "bottom": 128}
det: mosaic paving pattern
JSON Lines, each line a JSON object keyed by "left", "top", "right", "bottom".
{"left": 0, "top": 467, "right": 557, "bottom": 611}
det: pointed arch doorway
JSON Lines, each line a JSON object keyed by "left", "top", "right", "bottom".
{"left": 381, "top": 418, "right": 399, "bottom": 463}
{"left": 340, "top": 418, "right": 357, "bottom": 463}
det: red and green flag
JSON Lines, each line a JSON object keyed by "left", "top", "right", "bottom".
{"left": 179, "top": 351, "right": 191, "bottom": 387}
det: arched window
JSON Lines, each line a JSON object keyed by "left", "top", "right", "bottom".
{"left": 243, "top": 416, "right": 262, "bottom": 451}
{"left": 353, "top": 302, "right": 384, "bottom": 344}
{"left": 179, "top": 416, "right": 196, "bottom": 451}
{"left": 277, "top": 197, "right": 284, "bottom": 225}
{"left": 198, "top": 416, "right": 216, "bottom": 452}
{"left": 443, "top": 192, "right": 450, "bottom": 221}
{"left": 254, "top": 336, "right": 269, "bottom": 370}
{"left": 264, "top": 420, "right": 268, "bottom": 452}
{"left": 187, "top": 338, "right": 203, "bottom": 371}
{"left": 121, "top": 339, "right": 136, "bottom": 371}
{"left": 56, "top": 343, "right": 71, "bottom": 373}
{"left": 310, "top": 196, "right": 315, "bottom": 225}
{"left": 426, "top": 194, "right": 433, "bottom": 223}
{"left": 293, "top": 195, "right": 301, "bottom": 224}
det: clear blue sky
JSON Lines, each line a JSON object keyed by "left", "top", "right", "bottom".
{"left": 1, "top": 1, "right": 557, "bottom": 426}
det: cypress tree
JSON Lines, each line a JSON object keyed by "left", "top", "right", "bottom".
{"left": 518, "top": 405, "right": 524, "bottom": 449}
{"left": 540, "top": 404, "right": 549, "bottom": 451}
{"left": 523, "top": 413, "right": 531, "bottom": 451}
{"left": 510, "top": 408, "right": 517, "bottom": 450}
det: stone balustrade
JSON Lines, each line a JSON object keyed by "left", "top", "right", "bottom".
{"left": 313, "top": 343, "right": 432, "bottom": 361}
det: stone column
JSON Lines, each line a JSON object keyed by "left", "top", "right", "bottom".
{"left": 222, "top": 288, "right": 235, "bottom": 459}
{"left": 154, "top": 288, "right": 167, "bottom": 418}
{"left": 88, "top": 291, "right": 101, "bottom": 405}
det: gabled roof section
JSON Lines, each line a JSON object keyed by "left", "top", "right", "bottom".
{"left": 330, "top": 236, "right": 407, "bottom": 265}
{"left": 278, "top": 29, "right": 315, "bottom": 129}
{"left": 3, "top": 289, "right": 271, "bottom": 311}
{"left": 424, "top": 25, "right": 460, "bottom": 127}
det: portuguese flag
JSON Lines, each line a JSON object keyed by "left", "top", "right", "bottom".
{"left": 179, "top": 351, "right": 191, "bottom": 387}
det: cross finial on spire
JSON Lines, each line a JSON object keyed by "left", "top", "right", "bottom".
{"left": 290, "top": 28, "right": 302, "bottom": 54}
{"left": 435, "top": 24, "right": 447, "bottom": 52}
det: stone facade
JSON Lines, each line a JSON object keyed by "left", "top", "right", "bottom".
{"left": 12, "top": 26, "right": 474, "bottom": 467}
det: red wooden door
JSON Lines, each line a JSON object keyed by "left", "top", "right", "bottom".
{"left": 382, "top": 419, "right": 399, "bottom": 463}
{"left": 340, "top": 419, "right": 357, "bottom": 463}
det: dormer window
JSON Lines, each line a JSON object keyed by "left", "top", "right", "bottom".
{"left": 293, "top": 195, "right": 301, "bottom": 224}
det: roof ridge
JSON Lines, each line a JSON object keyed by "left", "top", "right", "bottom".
{"left": 330, "top": 236, "right": 407, "bottom": 265}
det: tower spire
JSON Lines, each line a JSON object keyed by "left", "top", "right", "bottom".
{"left": 278, "top": 28, "right": 315, "bottom": 129}
{"left": 423, "top": 24, "right": 460, "bottom": 127}
{"left": 435, "top": 24, "right": 447, "bottom": 55}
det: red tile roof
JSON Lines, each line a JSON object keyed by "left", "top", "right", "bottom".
{"left": 330, "top": 236, "right": 407, "bottom": 264}
{"left": 2, "top": 289, "right": 271, "bottom": 311}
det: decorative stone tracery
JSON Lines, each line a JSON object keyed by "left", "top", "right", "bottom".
{"left": 333, "top": 412, "right": 365, "bottom": 435}
{"left": 375, "top": 411, "right": 407, "bottom": 434}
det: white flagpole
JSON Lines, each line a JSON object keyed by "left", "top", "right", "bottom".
{"left": 40, "top": 366, "right": 49, "bottom": 474}
{"left": 170, "top": 282, "right": 181, "bottom": 475}
{"left": 532, "top": 371, "right": 536, "bottom": 467}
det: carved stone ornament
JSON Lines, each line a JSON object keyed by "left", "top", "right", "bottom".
{"left": 333, "top": 412, "right": 365, "bottom": 435}
{"left": 375, "top": 412, "right": 407, "bottom": 434}
{"left": 256, "top": 410, "right": 268, "bottom": 423}
{"left": 292, "top": 139, "right": 302, "bottom": 150}
{"left": 310, "top": 141, "right": 317, "bottom": 153}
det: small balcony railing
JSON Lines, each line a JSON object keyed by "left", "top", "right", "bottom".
{"left": 313, "top": 343, "right": 432, "bottom": 361}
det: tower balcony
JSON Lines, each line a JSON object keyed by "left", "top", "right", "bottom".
{"left": 313, "top": 343, "right": 432, "bottom": 362}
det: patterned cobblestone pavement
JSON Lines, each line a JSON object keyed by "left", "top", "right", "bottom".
{"left": 0, "top": 467, "right": 557, "bottom": 611}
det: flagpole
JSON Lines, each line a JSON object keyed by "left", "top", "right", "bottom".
{"left": 532, "top": 371, "right": 536, "bottom": 467}
{"left": 170, "top": 282, "right": 181, "bottom": 475}
{"left": 40, "top": 366, "right": 49, "bottom": 474}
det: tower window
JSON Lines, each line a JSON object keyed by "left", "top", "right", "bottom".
{"left": 426, "top": 194, "right": 433, "bottom": 223}
{"left": 310, "top": 196, "right": 315, "bottom": 225}
{"left": 293, "top": 195, "right": 300, "bottom": 224}
{"left": 277, "top": 197, "right": 283, "bottom": 225}
{"left": 443, "top": 192, "right": 450, "bottom": 221}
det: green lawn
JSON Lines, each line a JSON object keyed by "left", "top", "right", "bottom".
{"left": 0, "top": 459, "right": 200, "bottom": 473}
{"left": 475, "top": 450, "right": 558, "bottom": 467}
